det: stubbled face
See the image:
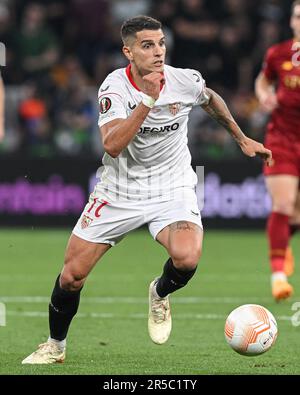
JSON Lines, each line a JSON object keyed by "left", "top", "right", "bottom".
{"left": 291, "top": 5, "right": 300, "bottom": 39}
{"left": 123, "top": 29, "right": 166, "bottom": 76}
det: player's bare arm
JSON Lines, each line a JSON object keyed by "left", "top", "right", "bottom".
{"left": 201, "top": 87, "right": 273, "bottom": 166}
{"left": 100, "top": 71, "right": 164, "bottom": 158}
{"left": 255, "top": 72, "right": 278, "bottom": 112}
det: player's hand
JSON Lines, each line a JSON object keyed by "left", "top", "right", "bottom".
{"left": 142, "top": 72, "right": 165, "bottom": 100}
{"left": 258, "top": 92, "right": 278, "bottom": 113}
{"left": 238, "top": 136, "right": 274, "bottom": 167}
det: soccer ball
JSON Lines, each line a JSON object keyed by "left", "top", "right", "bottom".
{"left": 224, "top": 304, "right": 278, "bottom": 356}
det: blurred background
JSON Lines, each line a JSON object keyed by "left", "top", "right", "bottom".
{"left": 0, "top": 0, "right": 295, "bottom": 227}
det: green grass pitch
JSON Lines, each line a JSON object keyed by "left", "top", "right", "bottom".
{"left": 0, "top": 228, "right": 299, "bottom": 375}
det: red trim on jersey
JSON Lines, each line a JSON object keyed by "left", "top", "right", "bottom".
{"left": 126, "top": 64, "right": 141, "bottom": 91}
{"left": 125, "top": 64, "right": 165, "bottom": 91}
{"left": 98, "top": 92, "right": 123, "bottom": 100}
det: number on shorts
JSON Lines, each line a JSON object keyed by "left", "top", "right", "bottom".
{"left": 87, "top": 198, "right": 108, "bottom": 218}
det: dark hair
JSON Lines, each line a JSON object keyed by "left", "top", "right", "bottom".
{"left": 292, "top": 0, "right": 300, "bottom": 14}
{"left": 121, "top": 15, "right": 162, "bottom": 43}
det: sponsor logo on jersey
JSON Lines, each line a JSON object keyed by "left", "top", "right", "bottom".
{"left": 128, "top": 101, "right": 137, "bottom": 110}
{"left": 81, "top": 215, "right": 93, "bottom": 229}
{"left": 100, "top": 97, "right": 112, "bottom": 114}
{"left": 100, "top": 85, "right": 110, "bottom": 92}
{"left": 169, "top": 103, "right": 181, "bottom": 115}
{"left": 284, "top": 75, "right": 300, "bottom": 89}
{"left": 139, "top": 122, "right": 179, "bottom": 134}
{"left": 191, "top": 210, "right": 200, "bottom": 216}
{"left": 282, "top": 61, "right": 293, "bottom": 71}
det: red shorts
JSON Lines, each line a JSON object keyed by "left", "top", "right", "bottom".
{"left": 263, "top": 127, "right": 300, "bottom": 177}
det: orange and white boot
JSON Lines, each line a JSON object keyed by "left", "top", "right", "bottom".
{"left": 271, "top": 272, "right": 293, "bottom": 302}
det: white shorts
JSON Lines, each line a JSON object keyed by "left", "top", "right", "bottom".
{"left": 72, "top": 188, "right": 203, "bottom": 246}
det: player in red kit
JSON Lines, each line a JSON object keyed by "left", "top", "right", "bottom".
{"left": 255, "top": 0, "right": 300, "bottom": 301}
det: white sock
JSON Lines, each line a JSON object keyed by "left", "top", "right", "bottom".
{"left": 271, "top": 271, "right": 287, "bottom": 284}
{"left": 48, "top": 337, "right": 66, "bottom": 351}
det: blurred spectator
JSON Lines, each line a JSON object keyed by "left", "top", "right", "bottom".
{"left": 65, "top": 0, "right": 114, "bottom": 77}
{"left": 171, "top": 0, "right": 219, "bottom": 71}
{"left": 52, "top": 61, "right": 96, "bottom": 156}
{"left": 251, "top": 20, "right": 282, "bottom": 79}
{"left": 51, "top": 55, "right": 90, "bottom": 89}
{"left": 18, "top": 81, "right": 53, "bottom": 157}
{"left": 54, "top": 86, "right": 96, "bottom": 156}
{"left": 13, "top": 2, "right": 59, "bottom": 81}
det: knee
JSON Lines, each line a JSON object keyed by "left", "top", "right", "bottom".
{"left": 273, "top": 200, "right": 296, "bottom": 217}
{"left": 170, "top": 245, "right": 201, "bottom": 271}
{"left": 60, "top": 269, "right": 86, "bottom": 292}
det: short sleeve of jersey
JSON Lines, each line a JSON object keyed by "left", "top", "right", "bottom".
{"left": 186, "top": 69, "right": 209, "bottom": 106}
{"left": 262, "top": 47, "right": 277, "bottom": 82}
{"left": 98, "top": 75, "right": 127, "bottom": 127}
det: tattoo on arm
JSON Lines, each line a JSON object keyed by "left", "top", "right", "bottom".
{"left": 201, "top": 88, "right": 246, "bottom": 143}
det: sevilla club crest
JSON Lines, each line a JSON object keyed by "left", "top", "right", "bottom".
{"left": 81, "top": 215, "right": 93, "bottom": 229}
{"left": 168, "top": 103, "right": 180, "bottom": 116}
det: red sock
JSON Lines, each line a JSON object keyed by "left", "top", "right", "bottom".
{"left": 267, "top": 212, "right": 290, "bottom": 273}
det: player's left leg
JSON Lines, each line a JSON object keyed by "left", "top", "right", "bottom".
{"left": 148, "top": 221, "right": 202, "bottom": 344}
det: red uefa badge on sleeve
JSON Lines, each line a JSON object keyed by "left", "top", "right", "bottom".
{"left": 100, "top": 97, "right": 112, "bottom": 114}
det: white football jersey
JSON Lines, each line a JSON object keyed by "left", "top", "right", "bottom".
{"left": 97, "top": 64, "right": 207, "bottom": 200}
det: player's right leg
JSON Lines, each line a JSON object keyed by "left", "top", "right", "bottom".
{"left": 146, "top": 188, "right": 203, "bottom": 345}
{"left": 22, "top": 234, "right": 110, "bottom": 364}
{"left": 265, "top": 175, "right": 298, "bottom": 301}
